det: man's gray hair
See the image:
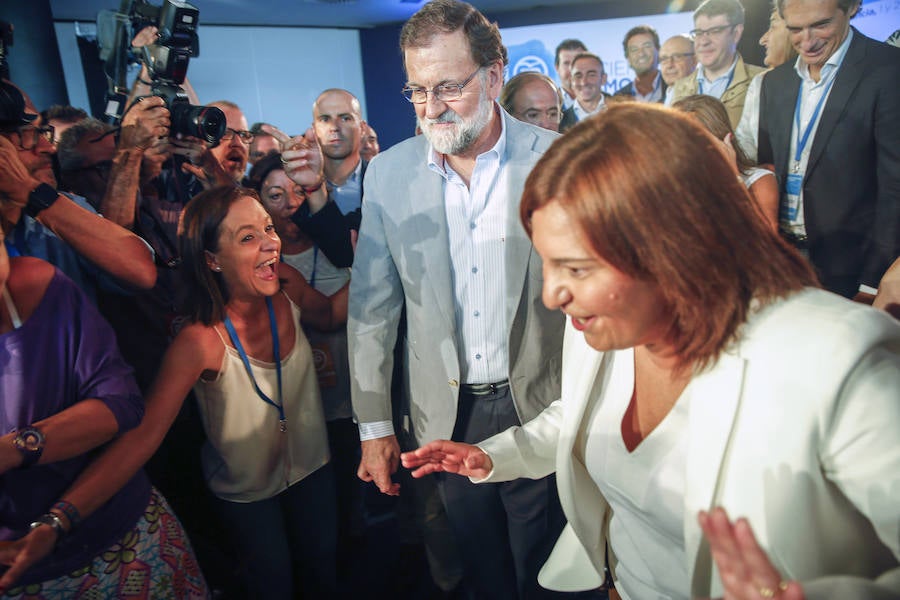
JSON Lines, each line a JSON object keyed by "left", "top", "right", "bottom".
{"left": 56, "top": 118, "right": 113, "bottom": 170}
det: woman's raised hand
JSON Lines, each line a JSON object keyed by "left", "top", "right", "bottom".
{"left": 401, "top": 440, "right": 493, "bottom": 480}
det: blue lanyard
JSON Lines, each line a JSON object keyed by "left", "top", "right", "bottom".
{"left": 223, "top": 296, "right": 286, "bottom": 432}
{"left": 698, "top": 67, "right": 734, "bottom": 97}
{"left": 792, "top": 75, "right": 837, "bottom": 166}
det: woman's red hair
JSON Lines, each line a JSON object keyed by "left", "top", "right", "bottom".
{"left": 521, "top": 103, "right": 818, "bottom": 372}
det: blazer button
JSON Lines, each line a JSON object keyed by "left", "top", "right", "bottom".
{"left": 448, "top": 379, "right": 459, "bottom": 387}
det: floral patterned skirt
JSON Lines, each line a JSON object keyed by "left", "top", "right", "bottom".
{"left": 4, "top": 488, "right": 209, "bottom": 599}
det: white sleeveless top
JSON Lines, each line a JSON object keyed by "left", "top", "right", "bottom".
{"left": 195, "top": 296, "right": 329, "bottom": 503}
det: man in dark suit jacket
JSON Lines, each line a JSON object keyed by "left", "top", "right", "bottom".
{"left": 613, "top": 25, "right": 668, "bottom": 103}
{"left": 755, "top": 0, "right": 899, "bottom": 298}
{"left": 559, "top": 52, "right": 613, "bottom": 133}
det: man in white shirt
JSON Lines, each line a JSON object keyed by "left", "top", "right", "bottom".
{"left": 559, "top": 53, "right": 611, "bottom": 133}
{"left": 739, "top": 0, "right": 900, "bottom": 298}
{"left": 348, "top": 1, "right": 566, "bottom": 597}
{"left": 669, "top": 0, "right": 764, "bottom": 127}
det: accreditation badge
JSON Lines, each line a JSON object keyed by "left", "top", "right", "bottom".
{"left": 782, "top": 173, "right": 803, "bottom": 223}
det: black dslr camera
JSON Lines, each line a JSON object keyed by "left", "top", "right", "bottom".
{"left": 133, "top": 0, "right": 225, "bottom": 144}
{"left": 100, "top": 0, "right": 225, "bottom": 143}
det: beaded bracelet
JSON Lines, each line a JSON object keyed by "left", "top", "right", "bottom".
{"left": 52, "top": 500, "right": 82, "bottom": 529}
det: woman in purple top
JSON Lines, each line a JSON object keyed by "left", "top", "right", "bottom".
{"left": 0, "top": 231, "right": 208, "bottom": 598}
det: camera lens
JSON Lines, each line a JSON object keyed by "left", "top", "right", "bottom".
{"left": 170, "top": 102, "right": 226, "bottom": 144}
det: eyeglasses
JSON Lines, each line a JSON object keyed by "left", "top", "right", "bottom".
{"left": 626, "top": 42, "right": 656, "bottom": 57}
{"left": 402, "top": 68, "right": 482, "bottom": 104}
{"left": 690, "top": 24, "right": 737, "bottom": 40}
{"left": 221, "top": 128, "right": 254, "bottom": 143}
{"left": 12, "top": 125, "right": 55, "bottom": 150}
{"left": 659, "top": 52, "right": 695, "bottom": 64}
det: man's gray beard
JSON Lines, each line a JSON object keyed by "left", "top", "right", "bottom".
{"left": 418, "top": 85, "right": 494, "bottom": 156}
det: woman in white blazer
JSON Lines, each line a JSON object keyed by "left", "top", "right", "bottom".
{"left": 402, "top": 104, "right": 900, "bottom": 600}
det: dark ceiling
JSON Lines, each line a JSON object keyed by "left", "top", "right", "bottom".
{"left": 49, "top": 0, "right": 610, "bottom": 29}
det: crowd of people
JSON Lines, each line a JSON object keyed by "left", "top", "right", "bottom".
{"left": 1, "top": 0, "right": 898, "bottom": 598}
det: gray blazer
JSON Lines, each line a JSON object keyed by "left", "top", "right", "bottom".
{"left": 348, "top": 111, "right": 565, "bottom": 446}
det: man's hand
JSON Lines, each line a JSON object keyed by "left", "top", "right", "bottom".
{"left": 0, "top": 136, "right": 40, "bottom": 209}
{"left": 401, "top": 440, "right": 493, "bottom": 480}
{"left": 0, "top": 525, "right": 58, "bottom": 594}
{"left": 120, "top": 96, "right": 170, "bottom": 151}
{"left": 873, "top": 257, "right": 900, "bottom": 319}
{"left": 131, "top": 25, "right": 159, "bottom": 49}
{"left": 262, "top": 125, "right": 326, "bottom": 190}
{"left": 170, "top": 135, "right": 232, "bottom": 189}
{"left": 358, "top": 435, "right": 401, "bottom": 496}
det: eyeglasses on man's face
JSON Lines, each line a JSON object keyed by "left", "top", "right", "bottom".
{"left": 221, "top": 128, "right": 254, "bottom": 143}
{"left": 11, "top": 125, "right": 55, "bottom": 150}
{"left": 659, "top": 52, "right": 695, "bottom": 65}
{"left": 690, "top": 24, "right": 737, "bottom": 40}
{"left": 402, "top": 67, "right": 482, "bottom": 104}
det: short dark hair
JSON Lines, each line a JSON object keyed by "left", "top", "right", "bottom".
{"left": 249, "top": 122, "right": 273, "bottom": 135}
{"left": 178, "top": 185, "right": 256, "bottom": 326}
{"left": 776, "top": 0, "right": 859, "bottom": 16}
{"left": 694, "top": 0, "right": 746, "bottom": 25}
{"left": 246, "top": 152, "right": 284, "bottom": 192}
{"left": 622, "top": 25, "right": 660, "bottom": 54}
{"left": 400, "top": 0, "right": 507, "bottom": 71}
{"left": 571, "top": 52, "right": 605, "bottom": 74}
{"left": 41, "top": 104, "right": 88, "bottom": 125}
{"left": 555, "top": 39, "right": 588, "bottom": 67}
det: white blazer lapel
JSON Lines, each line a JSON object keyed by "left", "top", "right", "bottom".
{"left": 684, "top": 351, "right": 747, "bottom": 598}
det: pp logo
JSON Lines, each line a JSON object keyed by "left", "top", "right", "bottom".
{"left": 512, "top": 55, "right": 550, "bottom": 76}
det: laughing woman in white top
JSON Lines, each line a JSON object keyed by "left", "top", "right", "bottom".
{"left": 40, "top": 184, "right": 346, "bottom": 600}
{"left": 402, "top": 104, "right": 900, "bottom": 600}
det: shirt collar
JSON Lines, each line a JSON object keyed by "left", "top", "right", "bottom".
{"left": 697, "top": 54, "right": 738, "bottom": 85}
{"left": 793, "top": 27, "right": 854, "bottom": 83}
{"left": 427, "top": 103, "right": 507, "bottom": 177}
{"left": 573, "top": 94, "right": 606, "bottom": 120}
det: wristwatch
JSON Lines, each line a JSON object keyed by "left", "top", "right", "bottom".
{"left": 30, "top": 512, "right": 66, "bottom": 540}
{"left": 24, "top": 183, "right": 60, "bottom": 218}
{"left": 13, "top": 426, "right": 45, "bottom": 468}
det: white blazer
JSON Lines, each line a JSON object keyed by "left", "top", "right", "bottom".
{"left": 478, "top": 288, "right": 900, "bottom": 599}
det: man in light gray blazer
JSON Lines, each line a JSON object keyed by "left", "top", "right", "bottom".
{"left": 348, "top": 1, "right": 567, "bottom": 597}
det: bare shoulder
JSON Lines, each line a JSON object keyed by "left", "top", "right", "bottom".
{"left": 169, "top": 320, "right": 224, "bottom": 372}
{"left": 7, "top": 257, "right": 57, "bottom": 318}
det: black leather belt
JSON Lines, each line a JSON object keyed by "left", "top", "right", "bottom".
{"left": 459, "top": 379, "right": 509, "bottom": 396}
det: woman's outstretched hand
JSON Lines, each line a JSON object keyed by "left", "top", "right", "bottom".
{"left": 401, "top": 440, "right": 493, "bottom": 480}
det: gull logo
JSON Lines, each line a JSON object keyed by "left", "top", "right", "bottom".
{"left": 513, "top": 56, "right": 549, "bottom": 76}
